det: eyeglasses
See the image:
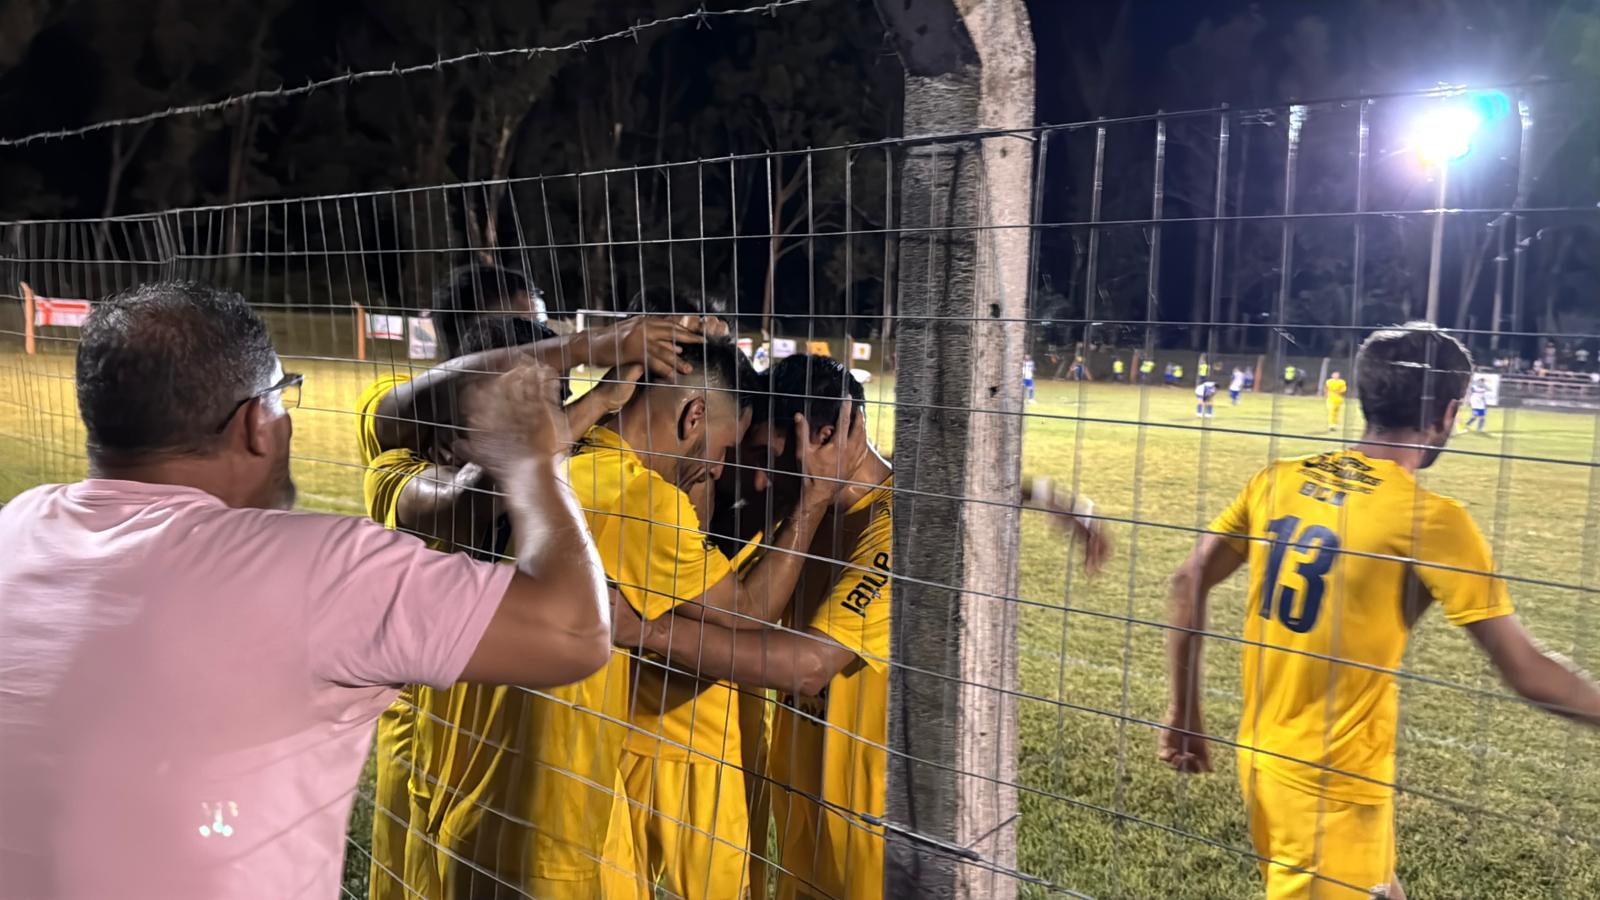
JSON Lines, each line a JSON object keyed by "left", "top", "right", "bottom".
{"left": 215, "top": 372, "right": 304, "bottom": 433}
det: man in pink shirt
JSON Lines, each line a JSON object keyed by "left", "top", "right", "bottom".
{"left": 0, "top": 281, "right": 612, "bottom": 900}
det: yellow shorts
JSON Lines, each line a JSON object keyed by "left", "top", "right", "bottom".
{"left": 399, "top": 767, "right": 644, "bottom": 900}
{"left": 618, "top": 750, "right": 752, "bottom": 900}
{"left": 368, "top": 701, "right": 416, "bottom": 900}
{"left": 1240, "top": 761, "right": 1396, "bottom": 899}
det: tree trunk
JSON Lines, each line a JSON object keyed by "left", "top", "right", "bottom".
{"left": 762, "top": 165, "right": 805, "bottom": 339}
{"left": 878, "top": 1, "right": 1032, "bottom": 897}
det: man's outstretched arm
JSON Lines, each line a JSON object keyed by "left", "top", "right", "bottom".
{"left": 615, "top": 604, "right": 855, "bottom": 699}
{"left": 374, "top": 319, "right": 703, "bottom": 453}
{"left": 1466, "top": 616, "right": 1600, "bottom": 728}
{"left": 1161, "top": 533, "right": 1245, "bottom": 773}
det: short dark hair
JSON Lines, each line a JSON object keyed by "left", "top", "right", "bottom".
{"left": 432, "top": 263, "right": 546, "bottom": 358}
{"left": 1355, "top": 322, "right": 1473, "bottom": 432}
{"left": 665, "top": 336, "right": 760, "bottom": 411}
{"left": 76, "top": 281, "right": 277, "bottom": 458}
{"left": 754, "top": 354, "right": 865, "bottom": 435}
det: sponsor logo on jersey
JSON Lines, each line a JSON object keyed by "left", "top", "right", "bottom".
{"left": 840, "top": 551, "right": 892, "bottom": 617}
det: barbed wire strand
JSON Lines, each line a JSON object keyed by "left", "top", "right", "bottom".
{"left": 0, "top": 0, "right": 825, "bottom": 148}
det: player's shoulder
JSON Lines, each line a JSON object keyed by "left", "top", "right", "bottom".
{"left": 356, "top": 372, "right": 411, "bottom": 414}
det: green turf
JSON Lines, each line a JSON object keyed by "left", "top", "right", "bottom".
{"left": 2, "top": 349, "right": 1596, "bottom": 899}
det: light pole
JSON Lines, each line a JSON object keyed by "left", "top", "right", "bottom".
{"left": 1413, "top": 103, "right": 1483, "bottom": 323}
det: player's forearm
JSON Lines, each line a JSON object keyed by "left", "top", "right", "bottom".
{"left": 395, "top": 463, "right": 498, "bottom": 555}
{"left": 496, "top": 456, "right": 610, "bottom": 645}
{"left": 562, "top": 378, "right": 617, "bottom": 440}
{"left": 638, "top": 614, "right": 841, "bottom": 697}
{"left": 686, "top": 504, "right": 827, "bottom": 630}
{"left": 374, "top": 334, "right": 587, "bottom": 453}
{"left": 1165, "top": 564, "right": 1208, "bottom": 719}
{"left": 1508, "top": 649, "right": 1600, "bottom": 728}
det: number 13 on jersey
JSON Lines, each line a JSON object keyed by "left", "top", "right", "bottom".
{"left": 1258, "top": 515, "right": 1341, "bottom": 633}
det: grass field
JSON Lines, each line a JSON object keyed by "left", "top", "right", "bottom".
{"left": 2, "top": 348, "right": 1597, "bottom": 899}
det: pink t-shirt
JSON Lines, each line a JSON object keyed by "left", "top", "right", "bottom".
{"left": 0, "top": 480, "right": 514, "bottom": 900}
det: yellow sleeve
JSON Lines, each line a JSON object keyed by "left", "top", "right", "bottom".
{"left": 1415, "top": 496, "right": 1514, "bottom": 626}
{"left": 355, "top": 374, "right": 412, "bottom": 466}
{"left": 808, "top": 502, "right": 892, "bottom": 674}
{"left": 1207, "top": 468, "right": 1262, "bottom": 556}
{"left": 364, "top": 447, "right": 432, "bottom": 529}
{"left": 614, "top": 470, "right": 735, "bottom": 620}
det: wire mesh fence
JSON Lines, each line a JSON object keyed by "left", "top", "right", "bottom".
{"left": 2, "top": 81, "right": 1599, "bottom": 900}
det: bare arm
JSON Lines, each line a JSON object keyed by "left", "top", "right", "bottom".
{"left": 392, "top": 462, "right": 497, "bottom": 556}
{"left": 374, "top": 320, "right": 702, "bottom": 453}
{"left": 675, "top": 503, "right": 830, "bottom": 630}
{"left": 615, "top": 602, "right": 855, "bottom": 697}
{"left": 1021, "top": 475, "right": 1112, "bottom": 574}
{"left": 1160, "top": 533, "right": 1247, "bottom": 773}
{"left": 1466, "top": 615, "right": 1600, "bottom": 728}
{"left": 456, "top": 363, "right": 612, "bottom": 688}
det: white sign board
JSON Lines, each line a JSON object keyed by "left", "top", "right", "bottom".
{"left": 851, "top": 341, "right": 872, "bottom": 361}
{"left": 366, "top": 313, "right": 404, "bottom": 340}
{"left": 771, "top": 338, "right": 797, "bottom": 360}
{"left": 408, "top": 317, "right": 438, "bottom": 359}
{"left": 34, "top": 297, "right": 91, "bottom": 328}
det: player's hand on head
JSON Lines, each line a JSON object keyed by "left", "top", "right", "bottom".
{"left": 590, "top": 317, "right": 704, "bottom": 379}
{"left": 674, "top": 314, "right": 730, "bottom": 339}
{"left": 460, "top": 360, "right": 571, "bottom": 469}
{"left": 1158, "top": 710, "right": 1212, "bottom": 774}
{"left": 794, "top": 392, "right": 860, "bottom": 510}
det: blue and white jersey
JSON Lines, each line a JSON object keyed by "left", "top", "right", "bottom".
{"left": 1022, "top": 359, "right": 1036, "bottom": 382}
{"left": 1469, "top": 382, "right": 1489, "bottom": 411}
{"left": 1229, "top": 371, "right": 1246, "bottom": 392}
{"left": 1195, "top": 380, "right": 1217, "bottom": 400}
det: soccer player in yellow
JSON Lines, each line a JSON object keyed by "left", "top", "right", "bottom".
{"left": 359, "top": 263, "right": 707, "bottom": 900}
{"left": 1162, "top": 323, "right": 1600, "bottom": 900}
{"left": 617, "top": 355, "right": 1110, "bottom": 900}
{"left": 1324, "top": 370, "right": 1347, "bottom": 432}
{"left": 579, "top": 343, "right": 863, "bottom": 900}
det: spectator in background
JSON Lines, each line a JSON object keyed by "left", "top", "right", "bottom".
{"left": 1140, "top": 358, "right": 1156, "bottom": 383}
{"left": 0, "top": 282, "right": 613, "bottom": 900}
{"left": 1113, "top": 357, "right": 1127, "bottom": 382}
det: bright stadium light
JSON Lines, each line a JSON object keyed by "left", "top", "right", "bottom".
{"left": 1412, "top": 104, "right": 1484, "bottom": 165}
{"left": 1413, "top": 98, "right": 1491, "bottom": 322}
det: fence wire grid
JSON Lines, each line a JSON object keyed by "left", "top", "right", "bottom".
{"left": 3, "top": 81, "right": 1600, "bottom": 900}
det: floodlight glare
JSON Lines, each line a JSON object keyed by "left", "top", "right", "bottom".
{"left": 1413, "top": 105, "right": 1483, "bottom": 165}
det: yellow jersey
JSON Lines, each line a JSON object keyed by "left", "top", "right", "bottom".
{"left": 1210, "top": 450, "right": 1511, "bottom": 803}
{"left": 356, "top": 375, "right": 432, "bottom": 900}
{"left": 1325, "top": 377, "right": 1348, "bottom": 401}
{"left": 768, "top": 481, "right": 893, "bottom": 900}
{"left": 567, "top": 427, "right": 742, "bottom": 765}
{"left": 358, "top": 376, "right": 635, "bottom": 898}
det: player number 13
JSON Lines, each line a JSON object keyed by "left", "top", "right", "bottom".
{"left": 1258, "top": 515, "right": 1339, "bottom": 633}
